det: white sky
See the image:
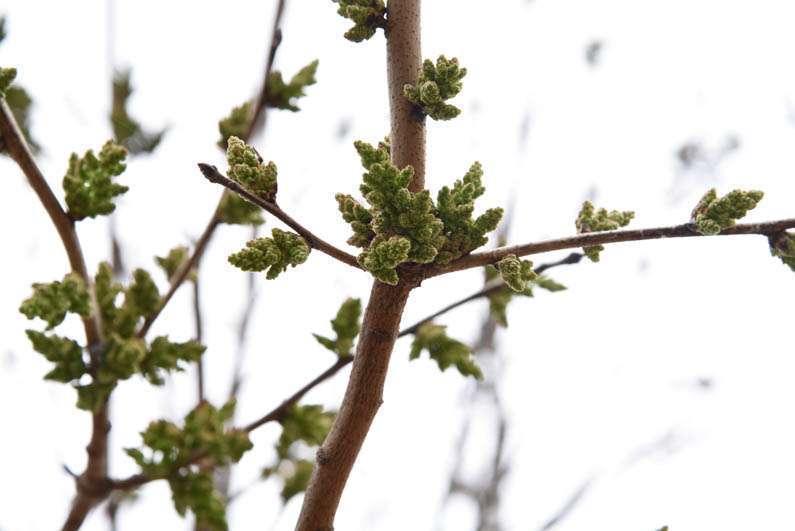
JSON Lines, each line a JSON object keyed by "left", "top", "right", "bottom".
{"left": 1, "top": 1, "right": 795, "bottom": 530}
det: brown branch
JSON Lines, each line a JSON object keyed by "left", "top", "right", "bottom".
{"left": 137, "top": 0, "right": 287, "bottom": 339}
{"left": 400, "top": 252, "right": 583, "bottom": 337}
{"left": 0, "top": 100, "right": 113, "bottom": 531}
{"left": 296, "top": 2, "right": 424, "bottom": 528}
{"left": 193, "top": 277, "right": 205, "bottom": 403}
{"left": 198, "top": 163, "right": 361, "bottom": 269}
{"left": 430, "top": 219, "right": 795, "bottom": 278}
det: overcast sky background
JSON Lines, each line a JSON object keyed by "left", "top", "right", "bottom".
{"left": 1, "top": 1, "right": 795, "bottom": 530}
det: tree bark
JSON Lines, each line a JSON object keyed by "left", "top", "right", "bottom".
{"left": 295, "top": 2, "right": 423, "bottom": 528}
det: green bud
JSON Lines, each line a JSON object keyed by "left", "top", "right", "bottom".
{"left": 226, "top": 136, "right": 277, "bottom": 201}
{"left": 410, "top": 323, "right": 482, "bottom": 380}
{"left": 691, "top": 188, "right": 764, "bottom": 235}
{"left": 334, "top": 0, "right": 386, "bottom": 42}
{"left": 575, "top": 200, "right": 634, "bottom": 262}
{"left": 19, "top": 273, "right": 90, "bottom": 329}
{"left": 497, "top": 254, "right": 536, "bottom": 293}
{"left": 313, "top": 298, "right": 362, "bottom": 357}
{"left": 63, "top": 141, "right": 129, "bottom": 220}
{"left": 404, "top": 56, "right": 467, "bottom": 121}
{"left": 228, "top": 228, "right": 310, "bottom": 279}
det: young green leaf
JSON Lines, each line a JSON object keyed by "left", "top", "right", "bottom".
{"left": 313, "top": 298, "right": 362, "bottom": 357}
{"left": 496, "top": 254, "right": 536, "bottom": 293}
{"left": 0, "top": 66, "right": 16, "bottom": 96}
{"left": 217, "top": 101, "right": 251, "bottom": 150}
{"left": 19, "top": 273, "right": 90, "bottom": 329}
{"left": 155, "top": 246, "right": 191, "bottom": 280}
{"left": 266, "top": 60, "right": 319, "bottom": 112}
{"left": 110, "top": 69, "right": 166, "bottom": 155}
{"left": 24, "top": 330, "right": 87, "bottom": 383}
{"left": 139, "top": 336, "right": 205, "bottom": 385}
{"left": 63, "top": 141, "right": 129, "bottom": 220}
{"left": 218, "top": 192, "right": 264, "bottom": 226}
{"left": 410, "top": 323, "right": 482, "bottom": 380}
{"left": 690, "top": 188, "right": 764, "bottom": 235}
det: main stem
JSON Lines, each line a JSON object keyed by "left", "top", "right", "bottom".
{"left": 295, "top": 1, "right": 423, "bottom": 529}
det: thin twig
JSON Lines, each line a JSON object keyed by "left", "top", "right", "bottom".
{"left": 0, "top": 99, "right": 112, "bottom": 531}
{"left": 400, "top": 252, "right": 583, "bottom": 337}
{"left": 430, "top": 219, "right": 795, "bottom": 277}
{"left": 193, "top": 277, "right": 205, "bottom": 403}
{"left": 138, "top": 0, "right": 288, "bottom": 338}
{"left": 198, "top": 163, "right": 361, "bottom": 269}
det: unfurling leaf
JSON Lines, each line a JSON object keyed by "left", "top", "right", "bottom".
{"left": 155, "top": 246, "right": 193, "bottom": 280}
{"left": 111, "top": 69, "right": 166, "bottom": 155}
{"left": 575, "top": 200, "right": 634, "bottom": 262}
{"left": 63, "top": 141, "right": 129, "bottom": 220}
{"left": 266, "top": 60, "right": 318, "bottom": 112}
{"left": 404, "top": 56, "right": 467, "bottom": 121}
{"left": 228, "top": 228, "right": 310, "bottom": 279}
{"left": 217, "top": 101, "right": 251, "bottom": 149}
{"left": 19, "top": 273, "right": 90, "bottom": 329}
{"left": 25, "top": 330, "right": 87, "bottom": 383}
{"left": 770, "top": 231, "right": 795, "bottom": 272}
{"left": 496, "top": 254, "right": 536, "bottom": 293}
{"left": 690, "top": 188, "right": 763, "bottom": 235}
{"left": 218, "top": 192, "right": 264, "bottom": 226}
{"left": 333, "top": 0, "right": 386, "bottom": 42}
{"left": 410, "top": 323, "right": 482, "bottom": 380}
{"left": 313, "top": 298, "right": 362, "bottom": 357}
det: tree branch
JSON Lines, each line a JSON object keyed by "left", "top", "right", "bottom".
{"left": 137, "top": 0, "right": 287, "bottom": 338}
{"left": 0, "top": 99, "right": 112, "bottom": 531}
{"left": 400, "top": 252, "right": 583, "bottom": 337}
{"left": 430, "top": 220, "right": 795, "bottom": 278}
{"left": 197, "top": 163, "right": 362, "bottom": 269}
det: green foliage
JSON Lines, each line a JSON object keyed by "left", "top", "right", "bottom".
{"left": 496, "top": 254, "right": 536, "bottom": 293}
{"left": 575, "top": 200, "right": 634, "bottom": 262}
{"left": 63, "top": 141, "right": 129, "bottom": 220}
{"left": 139, "top": 336, "right": 205, "bottom": 385}
{"left": 485, "top": 264, "right": 566, "bottom": 327}
{"left": 313, "top": 298, "right": 362, "bottom": 357}
{"left": 4, "top": 85, "right": 38, "bottom": 152}
{"left": 19, "top": 273, "right": 89, "bottom": 329}
{"left": 155, "top": 245, "right": 192, "bottom": 280}
{"left": 335, "top": 193, "right": 374, "bottom": 247}
{"left": 359, "top": 236, "right": 411, "bottom": 285}
{"left": 25, "top": 330, "right": 87, "bottom": 383}
{"left": 228, "top": 228, "right": 310, "bottom": 279}
{"left": 217, "top": 101, "right": 251, "bottom": 150}
{"left": 263, "top": 404, "right": 335, "bottom": 503}
{"left": 226, "top": 136, "right": 277, "bottom": 201}
{"left": 770, "top": 231, "right": 795, "bottom": 272}
{"left": 110, "top": 70, "right": 166, "bottom": 155}
{"left": 410, "top": 323, "right": 481, "bottom": 379}
{"left": 20, "top": 262, "right": 201, "bottom": 412}
{"left": 434, "top": 162, "right": 503, "bottom": 263}
{"left": 334, "top": 0, "right": 386, "bottom": 42}
{"left": 126, "top": 401, "right": 252, "bottom": 531}
{"left": 404, "top": 55, "right": 467, "bottom": 121}
{"left": 266, "top": 60, "right": 318, "bottom": 112}
{"left": 218, "top": 192, "right": 264, "bottom": 226}
{"left": 337, "top": 140, "right": 503, "bottom": 284}
{"left": 0, "top": 66, "right": 15, "bottom": 95}
{"left": 690, "top": 188, "right": 764, "bottom": 235}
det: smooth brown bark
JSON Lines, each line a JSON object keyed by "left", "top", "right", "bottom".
{"left": 296, "top": 282, "right": 411, "bottom": 530}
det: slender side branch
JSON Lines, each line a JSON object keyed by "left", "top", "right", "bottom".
{"left": 400, "top": 252, "right": 583, "bottom": 337}
{"left": 139, "top": 0, "right": 288, "bottom": 338}
{"left": 198, "top": 163, "right": 361, "bottom": 269}
{"left": 431, "top": 219, "right": 795, "bottom": 277}
{"left": 0, "top": 99, "right": 111, "bottom": 531}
